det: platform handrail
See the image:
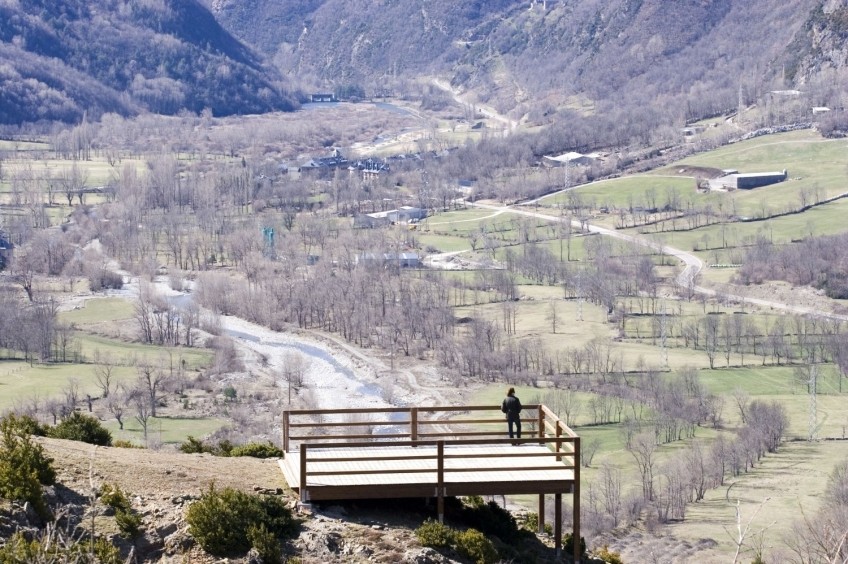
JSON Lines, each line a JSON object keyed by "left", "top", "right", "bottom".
{"left": 283, "top": 404, "right": 577, "bottom": 451}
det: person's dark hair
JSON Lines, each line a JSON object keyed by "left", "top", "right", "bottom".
{"left": 507, "top": 387, "right": 515, "bottom": 396}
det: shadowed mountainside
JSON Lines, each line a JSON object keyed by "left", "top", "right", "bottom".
{"left": 0, "top": 0, "right": 297, "bottom": 124}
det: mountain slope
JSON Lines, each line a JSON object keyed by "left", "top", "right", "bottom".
{"left": 208, "top": 0, "right": 819, "bottom": 121}
{"left": 0, "top": 0, "right": 297, "bottom": 124}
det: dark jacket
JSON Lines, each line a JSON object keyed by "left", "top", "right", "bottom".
{"left": 501, "top": 395, "right": 522, "bottom": 419}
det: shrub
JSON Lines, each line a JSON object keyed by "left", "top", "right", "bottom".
{"left": 563, "top": 533, "right": 587, "bottom": 558}
{"left": 522, "top": 512, "right": 553, "bottom": 536}
{"left": 186, "top": 485, "right": 298, "bottom": 556}
{"left": 230, "top": 442, "right": 284, "bottom": 459}
{"left": 179, "top": 435, "right": 211, "bottom": 454}
{"left": 593, "top": 545, "right": 624, "bottom": 564}
{"left": 459, "top": 497, "right": 521, "bottom": 543}
{"left": 247, "top": 523, "right": 282, "bottom": 563}
{"left": 48, "top": 412, "right": 112, "bottom": 446}
{"left": 6, "top": 414, "right": 48, "bottom": 436}
{"left": 0, "top": 414, "right": 56, "bottom": 519}
{"left": 100, "top": 483, "right": 142, "bottom": 539}
{"left": 115, "top": 509, "right": 143, "bottom": 539}
{"left": 0, "top": 531, "right": 122, "bottom": 563}
{"left": 112, "top": 439, "right": 142, "bottom": 449}
{"left": 454, "top": 528, "right": 498, "bottom": 564}
{"left": 100, "top": 483, "right": 132, "bottom": 513}
{"left": 415, "top": 519, "right": 455, "bottom": 548}
{"left": 223, "top": 386, "right": 237, "bottom": 400}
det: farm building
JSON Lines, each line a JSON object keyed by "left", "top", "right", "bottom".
{"left": 723, "top": 169, "right": 788, "bottom": 190}
{"left": 0, "top": 231, "right": 10, "bottom": 270}
{"left": 356, "top": 252, "right": 421, "bottom": 268}
{"left": 354, "top": 206, "right": 427, "bottom": 228}
{"left": 310, "top": 93, "right": 336, "bottom": 103}
{"left": 542, "top": 151, "right": 600, "bottom": 167}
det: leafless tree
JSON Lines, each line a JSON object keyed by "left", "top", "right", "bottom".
{"left": 93, "top": 353, "right": 116, "bottom": 398}
{"left": 136, "top": 360, "right": 168, "bottom": 418}
{"left": 132, "top": 388, "right": 153, "bottom": 443}
{"left": 107, "top": 386, "right": 128, "bottom": 430}
{"left": 629, "top": 431, "right": 658, "bottom": 501}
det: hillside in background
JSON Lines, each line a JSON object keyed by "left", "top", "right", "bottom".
{"left": 207, "top": 0, "right": 841, "bottom": 122}
{"left": 0, "top": 0, "right": 297, "bottom": 124}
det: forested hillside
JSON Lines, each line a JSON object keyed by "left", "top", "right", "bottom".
{"left": 208, "top": 0, "right": 837, "bottom": 122}
{"left": 0, "top": 0, "right": 297, "bottom": 124}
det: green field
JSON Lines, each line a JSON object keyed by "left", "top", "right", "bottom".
{"left": 542, "top": 176, "right": 699, "bottom": 210}
{"left": 105, "top": 415, "right": 226, "bottom": 446}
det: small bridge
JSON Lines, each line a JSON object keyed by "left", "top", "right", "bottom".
{"left": 280, "top": 404, "right": 581, "bottom": 560}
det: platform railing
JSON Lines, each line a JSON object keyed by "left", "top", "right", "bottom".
{"left": 283, "top": 404, "right": 580, "bottom": 562}
{"left": 283, "top": 404, "right": 578, "bottom": 451}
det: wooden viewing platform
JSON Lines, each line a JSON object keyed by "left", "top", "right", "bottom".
{"left": 280, "top": 404, "right": 581, "bottom": 560}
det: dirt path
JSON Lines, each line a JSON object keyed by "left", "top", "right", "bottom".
{"left": 431, "top": 78, "right": 518, "bottom": 132}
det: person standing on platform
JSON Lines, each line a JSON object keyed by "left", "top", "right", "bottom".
{"left": 501, "top": 387, "right": 522, "bottom": 443}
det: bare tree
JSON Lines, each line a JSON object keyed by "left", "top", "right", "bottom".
{"left": 131, "top": 387, "right": 153, "bottom": 443}
{"left": 629, "top": 431, "right": 658, "bottom": 501}
{"left": 546, "top": 299, "right": 559, "bottom": 334}
{"left": 136, "top": 360, "right": 168, "bottom": 418}
{"left": 107, "top": 386, "right": 128, "bottom": 430}
{"left": 93, "top": 353, "right": 116, "bottom": 398}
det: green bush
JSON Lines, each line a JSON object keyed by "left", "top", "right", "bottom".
{"left": 247, "top": 523, "right": 282, "bottom": 563}
{"left": 459, "top": 497, "right": 521, "bottom": 543}
{"left": 522, "top": 512, "right": 553, "bottom": 536}
{"left": 186, "top": 485, "right": 298, "bottom": 557}
{"left": 180, "top": 437, "right": 280, "bottom": 458}
{"left": 593, "top": 545, "right": 624, "bottom": 564}
{"left": 454, "top": 528, "right": 498, "bottom": 564}
{"left": 5, "top": 414, "right": 48, "bottom": 436}
{"left": 223, "top": 386, "right": 237, "bottom": 400}
{"left": 115, "top": 509, "right": 143, "bottom": 539}
{"left": 100, "top": 483, "right": 132, "bottom": 513}
{"left": 100, "top": 483, "right": 143, "bottom": 539}
{"left": 179, "top": 435, "right": 211, "bottom": 454}
{"left": 48, "top": 412, "right": 112, "bottom": 446}
{"left": 0, "top": 531, "right": 122, "bottom": 563}
{"left": 230, "top": 442, "right": 284, "bottom": 459}
{"left": 563, "top": 533, "right": 587, "bottom": 558}
{"left": 112, "top": 439, "right": 142, "bottom": 449}
{"left": 415, "top": 519, "right": 455, "bottom": 548}
{"left": 0, "top": 414, "right": 56, "bottom": 519}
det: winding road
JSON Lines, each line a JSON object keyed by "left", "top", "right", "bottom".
{"left": 467, "top": 200, "right": 848, "bottom": 322}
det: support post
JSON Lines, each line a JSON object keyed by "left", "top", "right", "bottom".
{"left": 437, "top": 440, "right": 445, "bottom": 523}
{"left": 555, "top": 422, "right": 563, "bottom": 462}
{"left": 538, "top": 494, "right": 545, "bottom": 534}
{"left": 299, "top": 444, "right": 308, "bottom": 503}
{"left": 537, "top": 406, "right": 545, "bottom": 444}
{"left": 573, "top": 437, "right": 581, "bottom": 563}
{"left": 283, "top": 411, "right": 290, "bottom": 452}
{"left": 554, "top": 492, "right": 562, "bottom": 557}
{"left": 411, "top": 408, "right": 418, "bottom": 444}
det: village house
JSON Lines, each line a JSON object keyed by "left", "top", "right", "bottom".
{"left": 299, "top": 148, "right": 348, "bottom": 176}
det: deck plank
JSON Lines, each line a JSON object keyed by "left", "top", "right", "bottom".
{"left": 281, "top": 444, "right": 574, "bottom": 494}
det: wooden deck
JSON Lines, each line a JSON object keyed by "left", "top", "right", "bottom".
{"left": 281, "top": 404, "right": 581, "bottom": 560}
{"left": 279, "top": 441, "right": 575, "bottom": 500}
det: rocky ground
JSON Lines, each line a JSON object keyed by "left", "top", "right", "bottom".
{"left": 18, "top": 437, "right": 458, "bottom": 563}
